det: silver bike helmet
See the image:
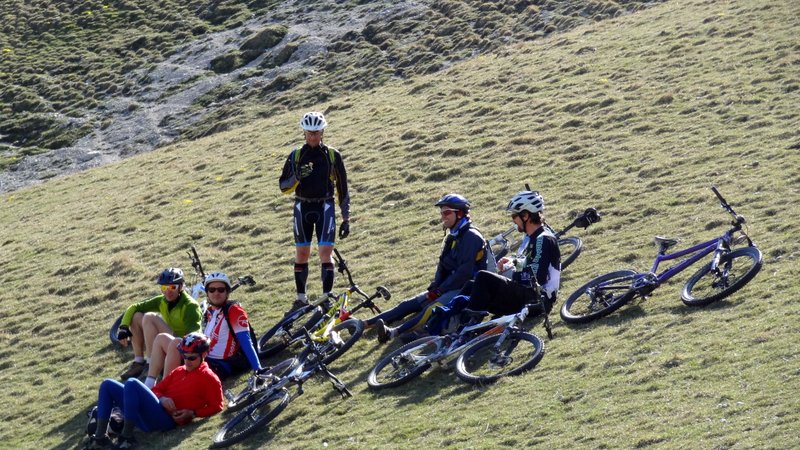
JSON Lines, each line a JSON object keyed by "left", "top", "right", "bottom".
{"left": 204, "top": 272, "right": 231, "bottom": 290}
{"left": 300, "top": 112, "right": 327, "bottom": 131}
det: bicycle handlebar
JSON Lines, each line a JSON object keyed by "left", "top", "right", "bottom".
{"left": 188, "top": 245, "right": 205, "bottom": 280}
{"left": 711, "top": 185, "right": 745, "bottom": 225}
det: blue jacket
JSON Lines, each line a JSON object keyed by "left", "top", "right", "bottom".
{"left": 429, "top": 218, "right": 488, "bottom": 293}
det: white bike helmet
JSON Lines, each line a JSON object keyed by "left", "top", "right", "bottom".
{"left": 506, "top": 191, "right": 544, "bottom": 215}
{"left": 204, "top": 271, "right": 231, "bottom": 290}
{"left": 300, "top": 112, "right": 327, "bottom": 131}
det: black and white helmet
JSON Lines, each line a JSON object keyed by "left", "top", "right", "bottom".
{"left": 300, "top": 112, "right": 327, "bottom": 131}
{"left": 506, "top": 191, "right": 544, "bottom": 215}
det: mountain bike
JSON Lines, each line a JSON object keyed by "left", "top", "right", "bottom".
{"left": 489, "top": 206, "right": 600, "bottom": 273}
{"left": 367, "top": 301, "right": 546, "bottom": 388}
{"left": 211, "top": 328, "right": 353, "bottom": 448}
{"left": 109, "top": 245, "right": 255, "bottom": 346}
{"left": 560, "top": 186, "right": 763, "bottom": 324}
{"left": 257, "top": 248, "right": 389, "bottom": 363}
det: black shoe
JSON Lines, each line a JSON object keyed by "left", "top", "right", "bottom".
{"left": 375, "top": 319, "right": 391, "bottom": 344}
{"left": 120, "top": 361, "right": 146, "bottom": 380}
{"left": 114, "top": 435, "right": 137, "bottom": 450}
{"left": 83, "top": 434, "right": 113, "bottom": 450}
{"left": 290, "top": 298, "right": 309, "bottom": 312}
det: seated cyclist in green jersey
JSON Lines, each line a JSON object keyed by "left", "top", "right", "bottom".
{"left": 116, "top": 268, "right": 202, "bottom": 380}
{"left": 363, "top": 194, "right": 489, "bottom": 343}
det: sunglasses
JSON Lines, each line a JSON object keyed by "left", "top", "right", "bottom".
{"left": 181, "top": 353, "right": 201, "bottom": 361}
{"left": 160, "top": 284, "right": 180, "bottom": 293}
{"left": 206, "top": 286, "right": 228, "bottom": 294}
{"left": 440, "top": 209, "right": 459, "bottom": 216}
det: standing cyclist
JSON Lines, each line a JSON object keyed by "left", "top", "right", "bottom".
{"left": 279, "top": 112, "right": 350, "bottom": 310}
{"left": 365, "top": 194, "right": 489, "bottom": 343}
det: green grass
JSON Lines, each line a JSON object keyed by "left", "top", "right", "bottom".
{"left": 1, "top": 0, "right": 799, "bottom": 448}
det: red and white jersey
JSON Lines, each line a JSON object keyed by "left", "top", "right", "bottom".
{"left": 203, "top": 303, "right": 251, "bottom": 360}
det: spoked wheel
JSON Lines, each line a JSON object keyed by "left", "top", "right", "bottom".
{"left": 225, "top": 357, "right": 297, "bottom": 413}
{"left": 258, "top": 305, "right": 325, "bottom": 358}
{"left": 211, "top": 388, "right": 291, "bottom": 448}
{"left": 367, "top": 336, "right": 442, "bottom": 390}
{"left": 560, "top": 270, "right": 639, "bottom": 324}
{"left": 455, "top": 331, "right": 545, "bottom": 385}
{"left": 558, "top": 237, "right": 583, "bottom": 271}
{"left": 318, "top": 318, "right": 364, "bottom": 365}
{"left": 681, "top": 246, "right": 762, "bottom": 307}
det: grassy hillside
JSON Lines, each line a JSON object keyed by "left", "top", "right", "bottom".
{"left": 1, "top": 0, "right": 799, "bottom": 448}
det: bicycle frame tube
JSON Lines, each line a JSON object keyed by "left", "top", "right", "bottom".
{"left": 650, "top": 236, "right": 722, "bottom": 284}
{"left": 312, "top": 293, "right": 349, "bottom": 341}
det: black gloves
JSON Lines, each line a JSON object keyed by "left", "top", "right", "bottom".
{"left": 338, "top": 221, "right": 350, "bottom": 239}
{"left": 297, "top": 163, "right": 313, "bottom": 179}
{"left": 116, "top": 325, "right": 132, "bottom": 341}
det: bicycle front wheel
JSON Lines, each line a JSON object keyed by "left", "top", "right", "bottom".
{"left": 455, "top": 331, "right": 545, "bottom": 385}
{"left": 681, "top": 246, "right": 762, "bottom": 307}
{"left": 319, "top": 318, "right": 364, "bottom": 365}
{"left": 560, "top": 270, "right": 639, "bottom": 324}
{"left": 368, "top": 336, "right": 442, "bottom": 390}
{"left": 558, "top": 237, "right": 583, "bottom": 271}
{"left": 211, "top": 388, "right": 291, "bottom": 448}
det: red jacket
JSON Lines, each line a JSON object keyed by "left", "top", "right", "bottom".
{"left": 152, "top": 361, "right": 224, "bottom": 424}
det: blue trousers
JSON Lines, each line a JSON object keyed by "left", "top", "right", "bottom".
{"left": 96, "top": 378, "right": 175, "bottom": 433}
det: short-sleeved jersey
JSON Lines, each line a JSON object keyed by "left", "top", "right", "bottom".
{"left": 203, "top": 303, "right": 251, "bottom": 360}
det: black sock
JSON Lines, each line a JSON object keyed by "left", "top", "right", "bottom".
{"left": 321, "top": 262, "right": 335, "bottom": 293}
{"left": 294, "top": 263, "right": 309, "bottom": 295}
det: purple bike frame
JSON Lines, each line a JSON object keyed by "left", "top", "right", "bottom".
{"left": 648, "top": 236, "right": 726, "bottom": 284}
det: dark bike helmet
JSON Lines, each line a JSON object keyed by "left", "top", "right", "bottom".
{"left": 157, "top": 267, "right": 184, "bottom": 285}
{"left": 435, "top": 194, "right": 471, "bottom": 213}
{"left": 507, "top": 191, "right": 544, "bottom": 215}
{"left": 177, "top": 332, "right": 210, "bottom": 354}
{"left": 300, "top": 112, "right": 327, "bottom": 131}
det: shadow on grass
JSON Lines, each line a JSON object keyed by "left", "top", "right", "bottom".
{"left": 46, "top": 391, "right": 203, "bottom": 450}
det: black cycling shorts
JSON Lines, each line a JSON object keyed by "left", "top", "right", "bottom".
{"left": 293, "top": 199, "right": 336, "bottom": 246}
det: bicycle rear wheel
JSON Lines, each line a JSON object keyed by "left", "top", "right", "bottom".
{"left": 109, "top": 314, "right": 123, "bottom": 346}
{"left": 211, "top": 388, "right": 291, "bottom": 448}
{"left": 455, "top": 331, "right": 545, "bottom": 385}
{"left": 558, "top": 237, "right": 583, "bottom": 271}
{"left": 225, "top": 357, "right": 297, "bottom": 412}
{"left": 319, "top": 318, "right": 364, "bottom": 365}
{"left": 681, "top": 246, "right": 762, "bottom": 307}
{"left": 258, "top": 306, "right": 325, "bottom": 358}
{"left": 560, "top": 270, "right": 639, "bottom": 324}
{"left": 367, "top": 336, "right": 441, "bottom": 390}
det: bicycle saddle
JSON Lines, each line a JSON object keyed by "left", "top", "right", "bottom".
{"left": 654, "top": 236, "right": 679, "bottom": 250}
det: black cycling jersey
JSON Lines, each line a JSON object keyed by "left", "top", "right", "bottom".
{"left": 279, "top": 143, "right": 350, "bottom": 219}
